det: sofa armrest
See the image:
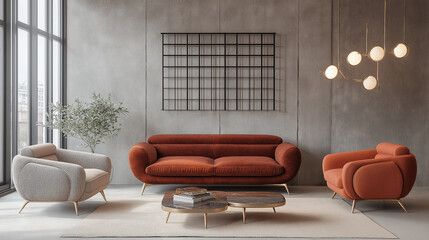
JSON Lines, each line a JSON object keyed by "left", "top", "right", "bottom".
{"left": 128, "top": 142, "right": 157, "bottom": 181}
{"left": 322, "top": 149, "right": 377, "bottom": 172}
{"left": 274, "top": 143, "right": 301, "bottom": 180}
{"left": 342, "top": 158, "right": 402, "bottom": 199}
{"left": 12, "top": 156, "right": 86, "bottom": 201}
{"left": 56, "top": 148, "right": 111, "bottom": 174}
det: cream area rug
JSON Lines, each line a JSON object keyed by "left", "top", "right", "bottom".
{"left": 62, "top": 195, "right": 396, "bottom": 238}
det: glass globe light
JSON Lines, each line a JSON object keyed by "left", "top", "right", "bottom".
{"left": 393, "top": 43, "right": 409, "bottom": 58}
{"left": 369, "top": 46, "right": 385, "bottom": 62}
{"left": 363, "top": 76, "right": 377, "bottom": 90}
{"left": 324, "top": 65, "right": 338, "bottom": 79}
{"left": 347, "top": 51, "right": 362, "bottom": 66}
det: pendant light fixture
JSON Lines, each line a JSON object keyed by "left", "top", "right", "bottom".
{"left": 392, "top": 0, "right": 409, "bottom": 58}
{"left": 368, "top": 0, "right": 387, "bottom": 62}
{"left": 324, "top": 0, "right": 377, "bottom": 91}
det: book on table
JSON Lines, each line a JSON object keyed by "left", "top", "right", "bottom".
{"left": 173, "top": 192, "right": 213, "bottom": 203}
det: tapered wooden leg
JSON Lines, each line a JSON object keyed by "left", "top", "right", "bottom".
{"left": 166, "top": 212, "right": 171, "bottom": 223}
{"left": 19, "top": 201, "right": 30, "bottom": 214}
{"left": 204, "top": 213, "right": 207, "bottom": 228}
{"left": 273, "top": 207, "right": 276, "bottom": 213}
{"left": 397, "top": 200, "right": 408, "bottom": 213}
{"left": 351, "top": 200, "right": 357, "bottom": 213}
{"left": 332, "top": 192, "right": 337, "bottom": 199}
{"left": 243, "top": 208, "right": 246, "bottom": 224}
{"left": 283, "top": 183, "right": 290, "bottom": 195}
{"left": 100, "top": 190, "right": 107, "bottom": 202}
{"left": 141, "top": 183, "right": 151, "bottom": 195}
{"left": 74, "top": 202, "right": 79, "bottom": 216}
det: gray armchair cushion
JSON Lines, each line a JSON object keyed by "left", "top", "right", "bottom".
{"left": 56, "top": 149, "right": 111, "bottom": 173}
{"left": 21, "top": 143, "right": 57, "bottom": 158}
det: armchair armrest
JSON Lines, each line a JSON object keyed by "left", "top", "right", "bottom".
{"left": 128, "top": 142, "right": 157, "bottom": 181}
{"left": 56, "top": 149, "right": 111, "bottom": 173}
{"left": 274, "top": 142, "right": 301, "bottom": 180}
{"left": 342, "top": 158, "right": 403, "bottom": 199}
{"left": 12, "top": 156, "right": 86, "bottom": 201}
{"left": 322, "top": 149, "right": 377, "bottom": 172}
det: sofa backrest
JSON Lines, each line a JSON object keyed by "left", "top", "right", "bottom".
{"left": 148, "top": 134, "right": 282, "bottom": 158}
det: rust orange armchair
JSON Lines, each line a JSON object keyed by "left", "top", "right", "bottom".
{"left": 323, "top": 143, "right": 417, "bottom": 213}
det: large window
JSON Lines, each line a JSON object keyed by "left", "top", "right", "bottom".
{"left": 0, "top": 0, "right": 64, "bottom": 193}
{"left": 14, "top": 0, "right": 64, "bottom": 152}
{"left": 0, "top": 0, "right": 5, "bottom": 188}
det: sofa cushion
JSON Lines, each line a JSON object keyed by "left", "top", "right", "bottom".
{"left": 84, "top": 168, "right": 110, "bottom": 193}
{"left": 146, "top": 156, "right": 215, "bottom": 176}
{"left": 214, "top": 156, "right": 284, "bottom": 176}
{"left": 324, "top": 168, "right": 343, "bottom": 188}
{"left": 148, "top": 134, "right": 282, "bottom": 145}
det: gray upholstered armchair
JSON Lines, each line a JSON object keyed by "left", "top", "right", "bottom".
{"left": 12, "top": 143, "right": 111, "bottom": 215}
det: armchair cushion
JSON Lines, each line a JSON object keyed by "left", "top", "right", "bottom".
{"left": 21, "top": 143, "right": 58, "bottom": 160}
{"left": 83, "top": 169, "right": 110, "bottom": 193}
{"left": 376, "top": 143, "right": 409, "bottom": 156}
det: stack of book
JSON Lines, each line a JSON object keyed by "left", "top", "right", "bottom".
{"left": 173, "top": 187, "right": 213, "bottom": 204}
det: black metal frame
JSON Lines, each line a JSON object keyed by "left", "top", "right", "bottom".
{"left": 161, "top": 33, "right": 276, "bottom": 111}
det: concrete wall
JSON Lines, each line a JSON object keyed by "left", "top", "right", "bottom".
{"left": 67, "top": 0, "right": 429, "bottom": 186}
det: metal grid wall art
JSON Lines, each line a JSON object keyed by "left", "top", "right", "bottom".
{"left": 162, "top": 32, "right": 276, "bottom": 111}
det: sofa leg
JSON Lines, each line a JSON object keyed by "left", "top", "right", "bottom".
{"left": 332, "top": 192, "right": 337, "bottom": 199}
{"left": 73, "top": 202, "right": 79, "bottom": 216}
{"left": 351, "top": 200, "right": 357, "bottom": 213}
{"left": 396, "top": 200, "right": 408, "bottom": 213}
{"left": 19, "top": 201, "right": 30, "bottom": 214}
{"left": 141, "top": 183, "right": 152, "bottom": 195}
{"left": 283, "top": 183, "right": 290, "bottom": 195}
{"left": 100, "top": 190, "right": 107, "bottom": 202}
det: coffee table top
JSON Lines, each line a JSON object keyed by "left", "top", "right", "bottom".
{"left": 161, "top": 191, "right": 228, "bottom": 214}
{"left": 226, "top": 192, "right": 285, "bottom": 208}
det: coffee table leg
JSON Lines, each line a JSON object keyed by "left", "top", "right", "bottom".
{"left": 204, "top": 213, "right": 207, "bottom": 228}
{"left": 273, "top": 207, "right": 276, "bottom": 213}
{"left": 243, "top": 208, "right": 246, "bottom": 224}
{"left": 166, "top": 212, "right": 171, "bottom": 223}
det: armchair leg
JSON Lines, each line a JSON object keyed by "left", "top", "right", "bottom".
{"left": 19, "top": 201, "right": 30, "bottom": 214}
{"left": 396, "top": 200, "right": 408, "bottom": 213}
{"left": 351, "top": 200, "right": 357, "bottom": 213}
{"left": 283, "top": 183, "right": 290, "bottom": 195}
{"left": 331, "top": 192, "right": 337, "bottom": 199}
{"left": 100, "top": 190, "right": 107, "bottom": 202}
{"left": 73, "top": 202, "right": 79, "bottom": 216}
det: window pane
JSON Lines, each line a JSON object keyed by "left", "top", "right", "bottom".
{"left": 0, "top": 0, "right": 4, "bottom": 20}
{"left": 18, "top": 0, "right": 29, "bottom": 24}
{"left": 18, "top": 29, "right": 30, "bottom": 151}
{"left": 0, "top": 27, "right": 4, "bottom": 184}
{"left": 38, "top": 35, "right": 47, "bottom": 143}
{"left": 38, "top": 0, "right": 47, "bottom": 31}
{"left": 53, "top": 40, "right": 61, "bottom": 146}
{"left": 53, "top": 0, "right": 60, "bottom": 36}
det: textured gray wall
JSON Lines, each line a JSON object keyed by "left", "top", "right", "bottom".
{"left": 67, "top": 0, "right": 429, "bottom": 186}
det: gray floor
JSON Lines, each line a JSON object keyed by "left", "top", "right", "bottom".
{"left": 0, "top": 185, "right": 428, "bottom": 240}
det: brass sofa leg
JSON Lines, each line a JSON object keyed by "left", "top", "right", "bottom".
{"left": 74, "top": 202, "right": 79, "bottom": 216}
{"left": 332, "top": 192, "right": 337, "bottom": 199}
{"left": 19, "top": 201, "right": 30, "bottom": 213}
{"left": 283, "top": 183, "right": 290, "bottom": 195}
{"left": 351, "top": 200, "right": 357, "bottom": 213}
{"left": 100, "top": 190, "right": 107, "bottom": 202}
{"left": 141, "top": 183, "right": 153, "bottom": 195}
{"left": 397, "top": 200, "right": 408, "bottom": 213}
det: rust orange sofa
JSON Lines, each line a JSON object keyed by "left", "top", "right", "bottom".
{"left": 323, "top": 143, "right": 417, "bottom": 213}
{"left": 129, "top": 134, "right": 301, "bottom": 194}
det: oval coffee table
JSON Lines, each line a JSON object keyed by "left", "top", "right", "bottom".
{"left": 226, "top": 192, "right": 286, "bottom": 224}
{"left": 161, "top": 191, "right": 228, "bottom": 228}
